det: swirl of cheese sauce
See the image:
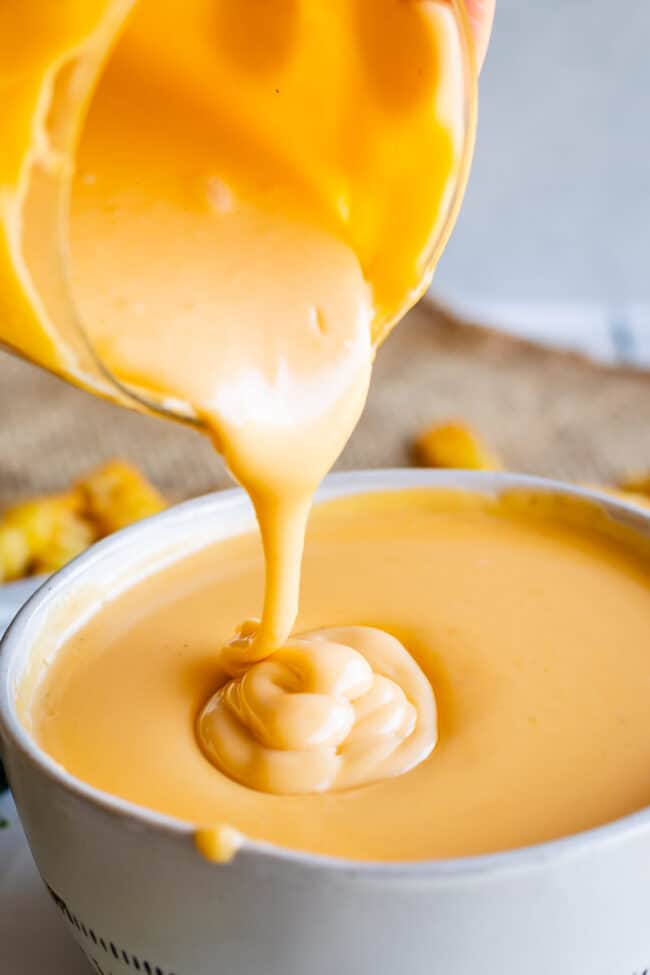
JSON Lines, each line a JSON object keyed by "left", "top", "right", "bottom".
{"left": 197, "top": 625, "right": 437, "bottom": 794}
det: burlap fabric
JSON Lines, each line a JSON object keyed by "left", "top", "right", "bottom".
{"left": 1, "top": 300, "right": 649, "bottom": 506}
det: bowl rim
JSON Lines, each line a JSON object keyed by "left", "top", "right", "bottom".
{"left": 2, "top": 467, "right": 650, "bottom": 878}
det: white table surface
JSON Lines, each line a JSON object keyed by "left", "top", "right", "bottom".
{"left": 1, "top": 578, "right": 89, "bottom": 972}
{"left": 0, "top": 791, "right": 91, "bottom": 973}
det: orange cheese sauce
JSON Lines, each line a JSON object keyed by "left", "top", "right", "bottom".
{"left": 62, "top": 1, "right": 468, "bottom": 672}
{"left": 31, "top": 490, "right": 650, "bottom": 861}
{"left": 1, "top": 0, "right": 472, "bottom": 798}
{"left": 4, "top": 2, "right": 517, "bottom": 825}
{"left": 11, "top": 0, "right": 467, "bottom": 800}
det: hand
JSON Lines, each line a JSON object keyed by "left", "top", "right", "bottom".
{"left": 464, "top": 0, "right": 496, "bottom": 71}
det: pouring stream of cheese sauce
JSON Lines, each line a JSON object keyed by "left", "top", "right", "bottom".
{"left": 67, "top": 1, "right": 467, "bottom": 794}
{"left": 2, "top": 1, "right": 472, "bottom": 803}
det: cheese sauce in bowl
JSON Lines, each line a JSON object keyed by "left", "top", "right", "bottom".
{"left": 2, "top": 472, "right": 650, "bottom": 975}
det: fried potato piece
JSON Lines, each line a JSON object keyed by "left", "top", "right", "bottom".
{"left": 77, "top": 460, "right": 166, "bottom": 536}
{"left": 414, "top": 421, "right": 502, "bottom": 471}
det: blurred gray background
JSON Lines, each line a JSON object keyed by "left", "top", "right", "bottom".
{"left": 434, "top": 0, "right": 649, "bottom": 316}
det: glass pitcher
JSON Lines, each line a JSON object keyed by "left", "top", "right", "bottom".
{"left": 0, "top": 0, "right": 476, "bottom": 428}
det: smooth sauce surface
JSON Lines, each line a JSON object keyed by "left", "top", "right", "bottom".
{"left": 32, "top": 490, "right": 650, "bottom": 861}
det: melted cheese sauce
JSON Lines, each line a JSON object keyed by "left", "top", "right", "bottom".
{"left": 61, "top": 0, "right": 467, "bottom": 792}
{"left": 64, "top": 1, "right": 466, "bottom": 666}
{"left": 31, "top": 490, "right": 650, "bottom": 861}
{"left": 6, "top": 4, "right": 480, "bottom": 820}
{"left": 198, "top": 624, "right": 436, "bottom": 795}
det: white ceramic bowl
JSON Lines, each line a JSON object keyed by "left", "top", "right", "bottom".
{"left": 1, "top": 471, "right": 650, "bottom": 975}
{"left": 0, "top": 576, "right": 47, "bottom": 640}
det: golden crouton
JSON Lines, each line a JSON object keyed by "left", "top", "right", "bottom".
{"left": 414, "top": 421, "right": 502, "bottom": 471}
{"left": 0, "top": 525, "right": 31, "bottom": 583}
{"left": 616, "top": 471, "right": 650, "bottom": 497}
{"left": 77, "top": 460, "right": 166, "bottom": 535}
{"left": 31, "top": 510, "right": 96, "bottom": 574}
{"left": 0, "top": 461, "right": 167, "bottom": 582}
{"left": 0, "top": 493, "right": 95, "bottom": 581}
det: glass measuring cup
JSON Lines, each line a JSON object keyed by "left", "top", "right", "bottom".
{"left": 0, "top": 0, "right": 477, "bottom": 428}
